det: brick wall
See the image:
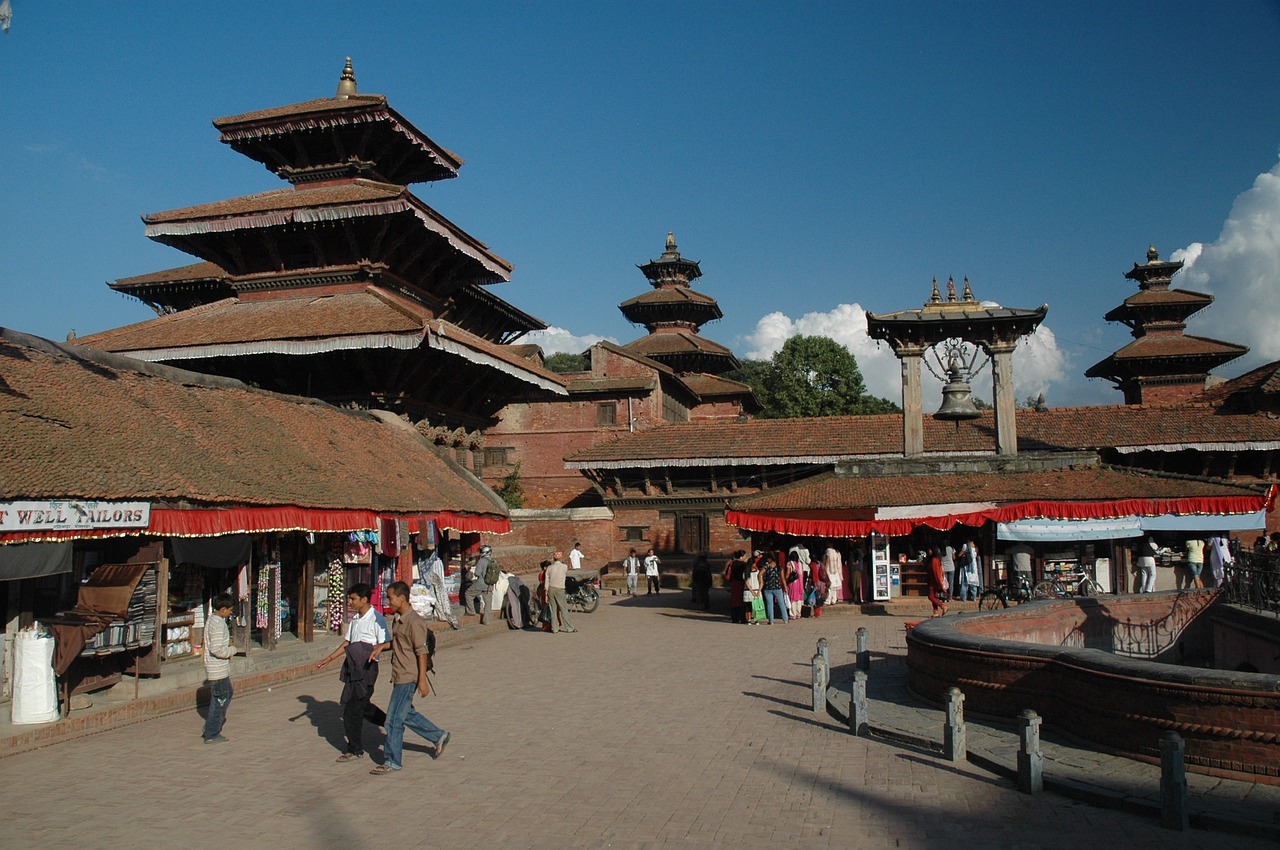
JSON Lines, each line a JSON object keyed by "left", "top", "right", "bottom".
{"left": 906, "top": 592, "right": 1280, "bottom": 784}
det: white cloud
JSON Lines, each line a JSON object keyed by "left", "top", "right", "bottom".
{"left": 738, "top": 304, "right": 1068, "bottom": 406}
{"left": 521, "top": 326, "right": 616, "bottom": 355}
{"left": 1175, "top": 155, "right": 1280, "bottom": 366}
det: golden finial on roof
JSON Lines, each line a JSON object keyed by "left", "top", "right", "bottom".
{"left": 335, "top": 57, "right": 358, "bottom": 99}
{"left": 946, "top": 275, "right": 958, "bottom": 301}
{"left": 962, "top": 275, "right": 974, "bottom": 301}
{"left": 929, "top": 277, "right": 941, "bottom": 303}
{"left": 666, "top": 231, "right": 677, "bottom": 251}
{"left": 1147, "top": 244, "right": 1159, "bottom": 263}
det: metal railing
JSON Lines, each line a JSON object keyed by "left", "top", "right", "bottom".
{"left": 1221, "top": 549, "right": 1280, "bottom": 615}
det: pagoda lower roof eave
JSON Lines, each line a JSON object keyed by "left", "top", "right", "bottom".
{"left": 144, "top": 197, "right": 512, "bottom": 283}
{"left": 109, "top": 331, "right": 428, "bottom": 363}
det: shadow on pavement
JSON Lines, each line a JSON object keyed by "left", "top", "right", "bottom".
{"left": 742, "top": 690, "right": 811, "bottom": 711}
{"left": 287, "top": 694, "right": 347, "bottom": 750}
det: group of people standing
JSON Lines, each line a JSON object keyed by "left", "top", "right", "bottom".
{"left": 723, "top": 545, "right": 847, "bottom": 625}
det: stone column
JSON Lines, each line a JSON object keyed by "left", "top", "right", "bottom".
{"left": 900, "top": 346, "right": 925, "bottom": 457}
{"left": 989, "top": 342, "right": 1017, "bottom": 456}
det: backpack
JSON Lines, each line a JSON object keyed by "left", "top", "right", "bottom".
{"left": 483, "top": 556, "right": 500, "bottom": 586}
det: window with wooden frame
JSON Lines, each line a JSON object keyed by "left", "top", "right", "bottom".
{"left": 597, "top": 402, "right": 617, "bottom": 427}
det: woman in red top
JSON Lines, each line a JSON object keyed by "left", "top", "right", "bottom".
{"left": 926, "top": 546, "right": 948, "bottom": 618}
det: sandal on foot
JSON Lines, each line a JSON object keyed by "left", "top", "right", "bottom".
{"left": 335, "top": 752, "right": 363, "bottom": 763}
{"left": 369, "top": 764, "right": 399, "bottom": 775}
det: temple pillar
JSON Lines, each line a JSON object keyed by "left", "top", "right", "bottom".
{"left": 990, "top": 343, "right": 1017, "bottom": 456}
{"left": 900, "top": 346, "right": 925, "bottom": 457}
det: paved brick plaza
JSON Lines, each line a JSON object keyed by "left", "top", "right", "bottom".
{"left": 2, "top": 593, "right": 1274, "bottom": 850}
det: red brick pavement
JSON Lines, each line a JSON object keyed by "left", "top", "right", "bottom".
{"left": 1, "top": 594, "right": 1273, "bottom": 850}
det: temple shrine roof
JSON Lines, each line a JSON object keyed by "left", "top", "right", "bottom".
{"left": 566, "top": 405, "right": 1280, "bottom": 468}
{"left": 0, "top": 327, "right": 509, "bottom": 522}
{"left": 622, "top": 329, "right": 740, "bottom": 372}
{"left": 141, "top": 179, "right": 512, "bottom": 286}
{"left": 726, "top": 466, "right": 1266, "bottom": 513}
{"left": 213, "top": 60, "right": 463, "bottom": 186}
{"left": 866, "top": 276, "right": 1046, "bottom": 349}
{"left": 75, "top": 288, "right": 565, "bottom": 394}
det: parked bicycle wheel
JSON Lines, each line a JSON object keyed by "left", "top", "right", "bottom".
{"left": 1032, "top": 579, "right": 1057, "bottom": 599}
{"left": 978, "top": 589, "right": 1007, "bottom": 611}
{"left": 1076, "top": 577, "right": 1101, "bottom": 596}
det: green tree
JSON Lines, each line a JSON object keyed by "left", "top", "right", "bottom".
{"left": 747, "top": 335, "right": 898, "bottom": 418}
{"left": 543, "top": 351, "right": 588, "bottom": 373}
{"left": 494, "top": 462, "right": 525, "bottom": 509}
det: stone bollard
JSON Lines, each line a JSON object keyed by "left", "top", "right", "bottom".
{"left": 1159, "top": 731, "right": 1189, "bottom": 831}
{"left": 944, "top": 687, "right": 966, "bottom": 763}
{"left": 1017, "top": 709, "right": 1044, "bottom": 793}
{"left": 817, "top": 637, "right": 830, "bottom": 667}
{"left": 856, "top": 626, "right": 870, "bottom": 673}
{"left": 849, "top": 670, "right": 869, "bottom": 736}
{"left": 811, "top": 653, "right": 828, "bottom": 714}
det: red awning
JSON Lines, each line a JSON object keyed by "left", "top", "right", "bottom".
{"left": 0, "top": 506, "right": 510, "bottom": 545}
{"left": 726, "top": 487, "right": 1277, "bottom": 539}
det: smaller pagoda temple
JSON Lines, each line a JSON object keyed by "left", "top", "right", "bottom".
{"left": 1086, "top": 245, "right": 1247, "bottom": 405}
{"left": 619, "top": 233, "right": 740, "bottom": 375}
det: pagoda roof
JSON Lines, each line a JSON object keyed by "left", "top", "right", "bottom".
{"left": 566, "top": 405, "right": 1280, "bottom": 469}
{"left": 622, "top": 330, "right": 741, "bottom": 371}
{"left": 619, "top": 287, "right": 720, "bottom": 310}
{"left": 1103, "top": 287, "right": 1213, "bottom": 323}
{"left": 0, "top": 327, "right": 508, "bottom": 531}
{"left": 214, "top": 94, "right": 463, "bottom": 186}
{"left": 113, "top": 261, "right": 228, "bottom": 288}
{"left": 75, "top": 287, "right": 565, "bottom": 395}
{"left": 1085, "top": 334, "right": 1248, "bottom": 378}
{"left": 677, "top": 373, "right": 755, "bottom": 400}
{"left": 142, "top": 179, "right": 512, "bottom": 286}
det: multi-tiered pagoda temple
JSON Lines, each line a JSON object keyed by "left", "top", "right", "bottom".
{"left": 80, "top": 60, "right": 564, "bottom": 440}
{"left": 619, "top": 233, "right": 740, "bottom": 375}
{"left": 1086, "top": 245, "right": 1247, "bottom": 405}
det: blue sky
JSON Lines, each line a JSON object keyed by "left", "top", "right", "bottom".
{"left": 2, "top": 2, "right": 1279, "bottom": 406}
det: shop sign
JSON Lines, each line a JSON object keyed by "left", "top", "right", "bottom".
{"left": 0, "top": 500, "right": 151, "bottom": 532}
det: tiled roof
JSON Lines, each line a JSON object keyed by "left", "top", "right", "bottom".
{"left": 74, "top": 290, "right": 566, "bottom": 393}
{"left": 0, "top": 328, "right": 508, "bottom": 517}
{"left": 1118, "top": 288, "right": 1212, "bottom": 308}
{"left": 1196, "top": 360, "right": 1280, "bottom": 405}
{"left": 678, "top": 373, "right": 755, "bottom": 399}
{"left": 566, "top": 406, "right": 1280, "bottom": 467}
{"left": 143, "top": 180, "right": 406, "bottom": 223}
{"left": 1104, "top": 334, "right": 1248, "bottom": 361}
{"left": 214, "top": 95, "right": 391, "bottom": 126}
{"left": 728, "top": 466, "right": 1266, "bottom": 512}
{"left": 113, "top": 262, "right": 228, "bottom": 288}
{"left": 623, "top": 331, "right": 735, "bottom": 358}
{"left": 619, "top": 288, "right": 720, "bottom": 308}
{"left": 76, "top": 288, "right": 427, "bottom": 352}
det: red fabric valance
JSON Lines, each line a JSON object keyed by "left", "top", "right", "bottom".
{"left": 726, "top": 488, "right": 1276, "bottom": 539}
{"left": 0, "top": 506, "right": 510, "bottom": 545}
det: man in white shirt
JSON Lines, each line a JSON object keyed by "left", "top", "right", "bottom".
{"left": 644, "top": 549, "right": 661, "bottom": 595}
{"left": 568, "top": 543, "right": 584, "bottom": 571}
{"left": 622, "top": 548, "right": 640, "bottom": 596}
{"left": 317, "top": 583, "right": 389, "bottom": 763}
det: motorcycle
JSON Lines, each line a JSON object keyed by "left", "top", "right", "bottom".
{"left": 530, "top": 570, "right": 601, "bottom": 619}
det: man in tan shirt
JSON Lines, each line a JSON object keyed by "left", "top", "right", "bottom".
{"left": 369, "top": 581, "right": 450, "bottom": 775}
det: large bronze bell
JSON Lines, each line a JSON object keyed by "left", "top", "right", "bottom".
{"left": 934, "top": 354, "right": 981, "bottom": 421}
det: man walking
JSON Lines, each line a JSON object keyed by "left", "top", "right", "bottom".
{"left": 568, "top": 542, "right": 585, "bottom": 571}
{"left": 545, "top": 551, "right": 576, "bottom": 633}
{"left": 644, "top": 548, "right": 661, "bottom": 595}
{"left": 201, "top": 593, "right": 236, "bottom": 743}
{"left": 622, "top": 548, "right": 640, "bottom": 596}
{"left": 317, "top": 583, "right": 388, "bottom": 763}
{"left": 370, "top": 581, "right": 450, "bottom": 775}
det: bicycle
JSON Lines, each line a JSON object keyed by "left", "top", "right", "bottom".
{"left": 977, "top": 574, "right": 1034, "bottom": 610}
{"left": 1032, "top": 573, "right": 1102, "bottom": 599}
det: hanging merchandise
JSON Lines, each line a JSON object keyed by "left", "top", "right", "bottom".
{"left": 380, "top": 517, "right": 401, "bottom": 558}
{"left": 327, "top": 559, "right": 345, "bottom": 632}
{"left": 256, "top": 568, "right": 270, "bottom": 629}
